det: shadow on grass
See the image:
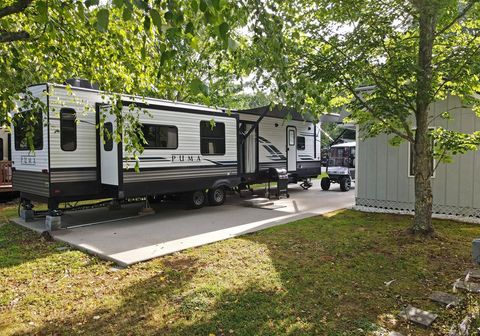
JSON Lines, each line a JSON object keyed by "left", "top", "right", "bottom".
{"left": 7, "top": 210, "right": 480, "bottom": 335}
{"left": 0, "top": 222, "right": 60, "bottom": 269}
{"left": 13, "top": 255, "right": 207, "bottom": 336}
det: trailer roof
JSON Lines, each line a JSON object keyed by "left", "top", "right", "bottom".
{"left": 236, "top": 105, "right": 316, "bottom": 122}
{"left": 33, "top": 83, "right": 229, "bottom": 114}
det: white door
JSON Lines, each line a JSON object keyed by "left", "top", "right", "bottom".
{"left": 287, "top": 126, "right": 297, "bottom": 172}
{"left": 99, "top": 106, "right": 119, "bottom": 186}
{"left": 244, "top": 124, "right": 257, "bottom": 173}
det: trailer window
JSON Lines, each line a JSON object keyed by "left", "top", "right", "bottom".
{"left": 60, "top": 108, "right": 77, "bottom": 151}
{"left": 297, "top": 136, "right": 305, "bottom": 150}
{"left": 288, "top": 129, "right": 295, "bottom": 146}
{"left": 104, "top": 122, "right": 113, "bottom": 151}
{"left": 14, "top": 111, "right": 43, "bottom": 151}
{"left": 200, "top": 121, "right": 225, "bottom": 155}
{"left": 141, "top": 124, "right": 178, "bottom": 149}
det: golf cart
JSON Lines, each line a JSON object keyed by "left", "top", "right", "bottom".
{"left": 321, "top": 141, "right": 356, "bottom": 192}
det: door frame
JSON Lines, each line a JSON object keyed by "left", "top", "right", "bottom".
{"left": 95, "top": 103, "right": 123, "bottom": 192}
{"left": 286, "top": 125, "right": 297, "bottom": 172}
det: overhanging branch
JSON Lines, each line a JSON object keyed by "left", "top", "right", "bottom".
{"left": 0, "top": 0, "right": 34, "bottom": 19}
{"left": 435, "top": 0, "right": 479, "bottom": 36}
{"left": 0, "top": 30, "right": 30, "bottom": 43}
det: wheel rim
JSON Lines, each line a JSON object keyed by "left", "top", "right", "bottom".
{"left": 346, "top": 179, "right": 351, "bottom": 189}
{"left": 193, "top": 191, "right": 204, "bottom": 205}
{"left": 213, "top": 189, "right": 224, "bottom": 203}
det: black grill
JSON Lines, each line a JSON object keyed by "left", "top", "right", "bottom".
{"left": 267, "top": 168, "right": 289, "bottom": 199}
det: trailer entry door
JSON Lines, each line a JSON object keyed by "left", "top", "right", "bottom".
{"left": 99, "top": 106, "right": 119, "bottom": 186}
{"left": 286, "top": 126, "right": 297, "bottom": 172}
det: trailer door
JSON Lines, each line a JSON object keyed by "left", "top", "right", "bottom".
{"left": 286, "top": 126, "right": 297, "bottom": 172}
{"left": 99, "top": 105, "right": 119, "bottom": 186}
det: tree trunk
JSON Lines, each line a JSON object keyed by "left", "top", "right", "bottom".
{"left": 412, "top": 0, "right": 437, "bottom": 234}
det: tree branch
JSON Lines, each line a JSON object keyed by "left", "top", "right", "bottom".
{"left": 0, "top": 30, "right": 30, "bottom": 43}
{"left": 341, "top": 75, "right": 414, "bottom": 143}
{"left": 0, "top": 0, "right": 34, "bottom": 19}
{"left": 435, "top": 0, "right": 479, "bottom": 36}
{"left": 432, "top": 41, "right": 480, "bottom": 98}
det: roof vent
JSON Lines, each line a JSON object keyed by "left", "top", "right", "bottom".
{"left": 64, "top": 78, "right": 99, "bottom": 90}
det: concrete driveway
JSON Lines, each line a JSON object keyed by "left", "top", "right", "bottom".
{"left": 13, "top": 180, "right": 355, "bottom": 266}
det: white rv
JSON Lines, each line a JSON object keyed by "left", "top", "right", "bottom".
{"left": 12, "top": 81, "right": 321, "bottom": 216}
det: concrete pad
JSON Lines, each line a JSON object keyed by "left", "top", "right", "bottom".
{"left": 12, "top": 180, "right": 354, "bottom": 266}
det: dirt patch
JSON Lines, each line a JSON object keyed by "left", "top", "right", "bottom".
{"left": 162, "top": 256, "right": 201, "bottom": 270}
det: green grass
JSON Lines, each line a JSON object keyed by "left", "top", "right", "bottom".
{"left": 1, "top": 209, "right": 480, "bottom": 335}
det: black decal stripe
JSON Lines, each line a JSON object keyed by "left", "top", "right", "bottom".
{"left": 123, "top": 164, "right": 237, "bottom": 172}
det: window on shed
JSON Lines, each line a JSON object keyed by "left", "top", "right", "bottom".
{"left": 141, "top": 124, "right": 178, "bottom": 149}
{"left": 200, "top": 121, "right": 225, "bottom": 155}
{"left": 14, "top": 111, "right": 43, "bottom": 151}
{"left": 104, "top": 122, "right": 113, "bottom": 151}
{"left": 297, "top": 136, "right": 306, "bottom": 150}
{"left": 60, "top": 108, "right": 77, "bottom": 151}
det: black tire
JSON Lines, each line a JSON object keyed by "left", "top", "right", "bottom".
{"left": 339, "top": 177, "right": 351, "bottom": 192}
{"left": 208, "top": 187, "right": 226, "bottom": 206}
{"left": 321, "top": 177, "right": 331, "bottom": 191}
{"left": 185, "top": 190, "right": 206, "bottom": 209}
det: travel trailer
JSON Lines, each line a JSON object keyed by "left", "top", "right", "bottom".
{"left": 12, "top": 81, "right": 321, "bottom": 219}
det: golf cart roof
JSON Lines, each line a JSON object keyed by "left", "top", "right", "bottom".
{"left": 331, "top": 141, "right": 356, "bottom": 148}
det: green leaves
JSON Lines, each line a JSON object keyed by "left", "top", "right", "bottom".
{"left": 85, "top": 0, "right": 99, "bottom": 7}
{"left": 0, "top": 0, "right": 249, "bottom": 160}
{"left": 122, "top": 5, "right": 133, "bottom": 21}
{"left": 144, "top": 15, "right": 151, "bottom": 32}
{"left": 150, "top": 9, "right": 162, "bottom": 30}
{"left": 190, "top": 78, "right": 209, "bottom": 96}
{"left": 96, "top": 9, "right": 110, "bottom": 32}
{"left": 218, "top": 22, "right": 229, "bottom": 42}
{"left": 36, "top": 1, "right": 48, "bottom": 24}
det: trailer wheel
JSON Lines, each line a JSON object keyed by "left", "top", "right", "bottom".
{"left": 321, "top": 177, "right": 331, "bottom": 191}
{"left": 208, "top": 187, "right": 226, "bottom": 206}
{"left": 339, "top": 177, "right": 351, "bottom": 192}
{"left": 185, "top": 190, "right": 206, "bottom": 209}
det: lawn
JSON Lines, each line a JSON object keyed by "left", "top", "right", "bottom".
{"left": 1, "top": 209, "right": 480, "bottom": 335}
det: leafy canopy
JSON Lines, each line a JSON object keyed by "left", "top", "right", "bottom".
{"left": 247, "top": 0, "right": 480, "bottom": 162}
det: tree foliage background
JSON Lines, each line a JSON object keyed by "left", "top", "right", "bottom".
{"left": 0, "top": 0, "right": 254, "bottom": 120}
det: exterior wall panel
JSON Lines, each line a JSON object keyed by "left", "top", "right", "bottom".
{"left": 356, "top": 95, "right": 480, "bottom": 218}
{"left": 12, "top": 170, "right": 49, "bottom": 197}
